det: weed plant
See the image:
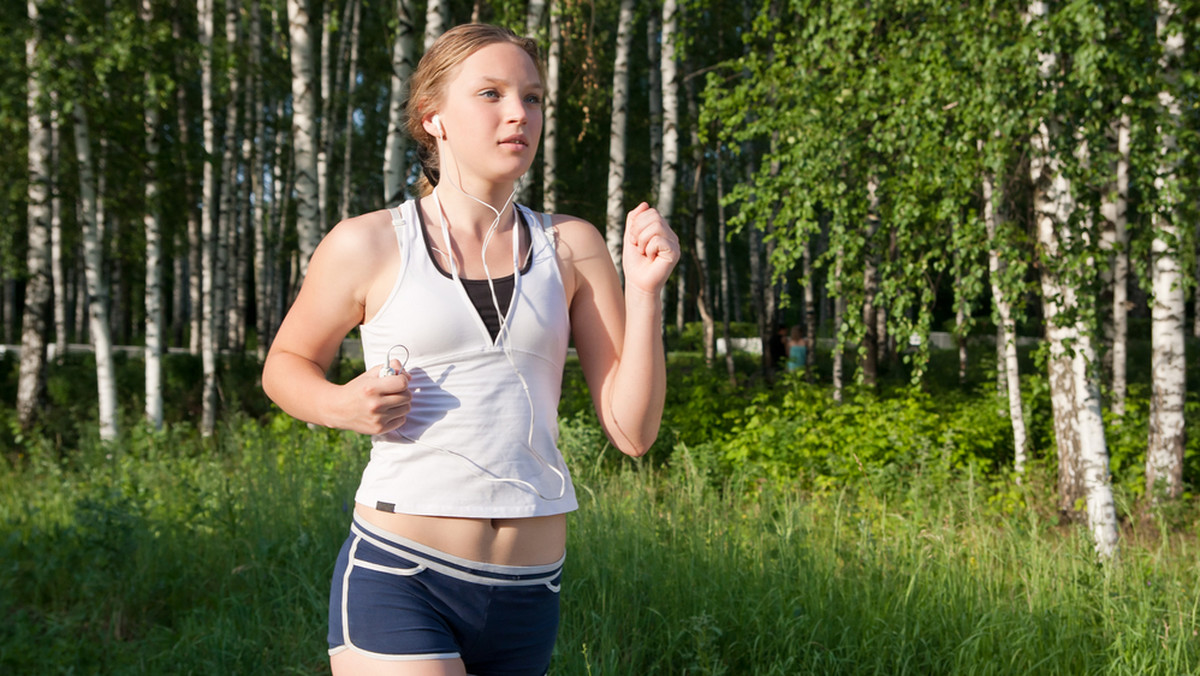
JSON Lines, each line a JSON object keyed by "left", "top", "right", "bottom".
{"left": 1, "top": 345, "right": 1198, "bottom": 674}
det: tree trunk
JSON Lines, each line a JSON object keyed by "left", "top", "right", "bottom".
{"left": 687, "top": 67, "right": 714, "bottom": 365}
{"left": 646, "top": 12, "right": 662, "bottom": 204}
{"left": 955, "top": 266, "right": 968, "bottom": 385}
{"left": 340, "top": 0, "right": 361, "bottom": 222}
{"left": 49, "top": 95, "right": 66, "bottom": 363}
{"left": 141, "top": 0, "right": 164, "bottom": 429}
{"left": 289, "top": 0, "right": 321, "bottom": 279}
{"left": 16, "top": 0, "right": 52, "bottom": 431}
{"left": 981, "top": 145, "right": 1027, "bottom": 475}
{"left": 317, "top": 0, "right": 338, "bottom": 236}
{"left": 175, "top": 10, "right": 201, "bottom": 355}
{"left": 657, "top": 0, "right": 681, "bottom": 335}
{"left": 217, "top": 0, "right": 241, "bottom": 351}
{"left": 515, "top": 0, "right": 547, "bottom": 206}
{"left": 1101, "top": 105, "right": 1130, "bottom": 417}
{"left": 716, "top": 146, "right": 736, "bottom": 385}
{"left": 424, "top": 0, "right": 447, "bottom": 51}
{"left": 199, "top": 0, "right": 220, "bottom": 436}
{"left": 70, "top": 64, "right": 119, "bottom": 442}
{"left": 832, "top": 246, "right": 846, "bottom": 403}
{"left": 383, "top": 0, "right": 416, "bottom": 205}
{"left": 250, "top": 0, "right": 271, "bottom": 359}
{"left": 604, "top": 0, "right": 635, "bottom": 272}
{"left": 1146, "top": 0, "right": 1186, "bottom": 500}
{"left": 802, "top": 237, "right": 816, "bottom": 377}
{"left": 542, "top": 0, "right": 561, "bottom": 213}
{"left": 861, "top": 175, "right": 881, "bottom": 388}
{"left": 1032, "top": 118, "right": 1119, "bottom": 558}
{"left": 525, "top": 0, "right": 546, "bottom": 38}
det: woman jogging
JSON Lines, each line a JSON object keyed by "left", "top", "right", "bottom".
{"left": 262, "top": 23, "right": 679, "bottom": 676}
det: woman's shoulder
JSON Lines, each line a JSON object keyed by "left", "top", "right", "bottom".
{"left": 306, "top": 208, "right": 399, "bottom": 281}
{"left": 538, "top": 212, "right": 606, "bottom": 257}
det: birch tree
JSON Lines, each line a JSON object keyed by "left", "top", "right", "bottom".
{"left": 687, "top": 66, "right": 715, "bottom": 364}
{"left": 542, "top": 0, "right": 561, "bottom": 212}
{"left": 981, "top": 142, "right": 1028, "bottom": 475}
{"left": 1101, "top": 104, "right": 1131, "bottom": 417}
{"left": 16, "top": 0, "right": 51, "bottom": 431}
{"left": 199, "top": 0, "right": 219, "bottom": 436}
{"left": 340, "top": 0, "right": 362, "bottom": 222}
{"left": 289, "top": 0, "right": 321, "bottom": 278}
{"left": 604, "top": 0, "right": 635, "bottom": 272}
{"left": 1146, "top": 0, "right": 1187, "bottom": 501}
{"left": 49, "top": 97, "right": 66, "bottom": 364}
{"left": 424, "top": 0, "right": 448, "bottom": 51}
{"left": 383, "top": 0, "right": 416, "bottom": 205}
{"left": 141, "top": 0, "right": 164, "bottom": 429}
{"left": 657, "top": 0, "right": 681, "bottom": 323}
{"left": 68, "top": 33, "right": 119, "bottom": 442}
{"left": 1028, "top": 0, "right": 1118, "bottom": 559}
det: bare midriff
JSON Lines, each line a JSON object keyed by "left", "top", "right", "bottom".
{"left": 354, "top": 503, "right": 567, "bottom": 566}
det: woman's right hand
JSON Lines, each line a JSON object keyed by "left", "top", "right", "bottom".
{"left": 335, "top": 361, "right": 411, "bottom": 435}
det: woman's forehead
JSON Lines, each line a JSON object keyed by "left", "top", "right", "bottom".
{"left": 453, "top": 42, "right": 541, "bottom": 86}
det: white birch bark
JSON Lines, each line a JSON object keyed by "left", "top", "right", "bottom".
{"left": 424, "top": 0, "right": 447, "bottom": 51}
{"left": 1028, "top": 3, "right": 1118, "bottom": 560}
{"left": 646, "top": 12, "right": 662, "bottom": 204}
{"left": 289, "top": 0, "right": 321, "bottom": 278}
{"left": 802, "top": 238, "right": 816, "bottom": 376}
{"left": 69, "top": 57, "right": 119, "bottom": 442}
{"left": 218, "top": 0, "right": 241, "bottom": 350}
{"left": 716, "top": 148, "right": 736, "bottom": 385}
{"left": 605, "top": 0, "right": 635, "bottom": 272}
{"left": 50, "top": 99, "right": 66, "bottom": 363}
{"left": 981, "top": 146, "right": 1028, "bottom": 475}
{"left": 686, "top": 70, "right": 713, "bottom": 364}
{"left": 340, "top": 0, "right": 361, "bottom": 222}
{"left": 317, "top": 0, "right": 336, "bottom": 235}
{"left": 1032, "top": 123, "right": 1119, "bottom": 559}
{"left": 861, "top": 176, "right": 881, "bottom": 387}
{"left": 832, "top": 247, "right": 846, "bottom": 403}
{"left": 541, "top": 0, "right": 561, "bottom": 213}
{"left": 383, "top": 0, "right": 416, "bottom": 205}
{"left": 955, "top": 268, "right": 968, "bottom": 385}
{"left": 16, "top": 0, "right": 52, "bottom": 430}
{"left": 199, "top": 0, "right": 219, "bottom": 435}
{"left": 250, "top": 0, "right": 271, "bottom": 359}
{"left": 175, "top": 10, "right": 202, "bottom": 355}
{"left": 1100, "top": 105, "right": 1130, "bottom": 417}
{"left": 525, "top": 0, "right": 546, "bottom": 38}
{"left": 141, "top": 0, "right": 164, "bottom": 429}
{"left": 1146, "top": 0, "right": 1186, "bottom": 500}
{"left": 657, "top": 0, "right": 681, "bottom": 325}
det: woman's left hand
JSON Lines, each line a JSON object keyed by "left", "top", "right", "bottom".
{"left": 622, "top": 202, "right": 680, "bottom": 296}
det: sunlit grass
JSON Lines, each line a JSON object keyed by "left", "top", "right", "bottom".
{"left": 2, "top": 412, "right": 1197, "bottom": 674}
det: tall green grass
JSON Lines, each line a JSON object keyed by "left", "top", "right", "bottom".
{"left": 2, "top": 410, "right": 1198, "bottom": 674}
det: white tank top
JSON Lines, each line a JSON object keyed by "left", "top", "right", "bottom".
{"left": 355, "top": 199, "right": 578, "bottom": 518}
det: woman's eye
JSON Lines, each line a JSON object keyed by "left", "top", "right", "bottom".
{"left": 525, "top": 94, "right": 543, "bottom": 105}
{"left": 480, "top": 90, "right": 500, "bottom": 99}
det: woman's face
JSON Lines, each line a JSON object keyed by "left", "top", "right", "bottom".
{"left": 429, "top": 41, "right": 544, "bottom": 187}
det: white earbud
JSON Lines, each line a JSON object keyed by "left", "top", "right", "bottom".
{"left": 432, "top": 114, "right": 444, "bottom": 139}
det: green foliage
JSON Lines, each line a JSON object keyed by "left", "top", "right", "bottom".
{"left": 685, "top": 377, "right": 1013, "bottom": 495}
{"left": 3, "top": 350, "right": 1200, "bottom": 673}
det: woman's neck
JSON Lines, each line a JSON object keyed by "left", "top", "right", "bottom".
{"left": 431, "top": 178, "right": 518, "bottom": 237}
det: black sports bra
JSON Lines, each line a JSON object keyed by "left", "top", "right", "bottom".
{"left": 417, "top": 208, "right": 533, "bottom": 342}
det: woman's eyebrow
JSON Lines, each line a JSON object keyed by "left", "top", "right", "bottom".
{"left": 475, "top": 75, "right": 544, "bottom": 91}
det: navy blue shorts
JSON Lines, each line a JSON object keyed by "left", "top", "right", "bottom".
{"left": 328, "top": 515, "right": 563, "bottom": 675}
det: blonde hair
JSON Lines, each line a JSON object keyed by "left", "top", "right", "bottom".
{"left": 407, "top": 24, "right": 544, "bottom": 197}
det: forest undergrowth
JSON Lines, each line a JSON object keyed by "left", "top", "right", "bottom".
{"left": 1, "top": 345, "right": 1198, "bottom": 674}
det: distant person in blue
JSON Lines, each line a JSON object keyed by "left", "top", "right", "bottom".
{"left": 786, "top": 325, "right": 808, "bottom": 373}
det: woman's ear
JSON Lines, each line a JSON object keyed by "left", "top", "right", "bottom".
{"left": 425, "top": 113, "right": 444, "bottom": 140}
